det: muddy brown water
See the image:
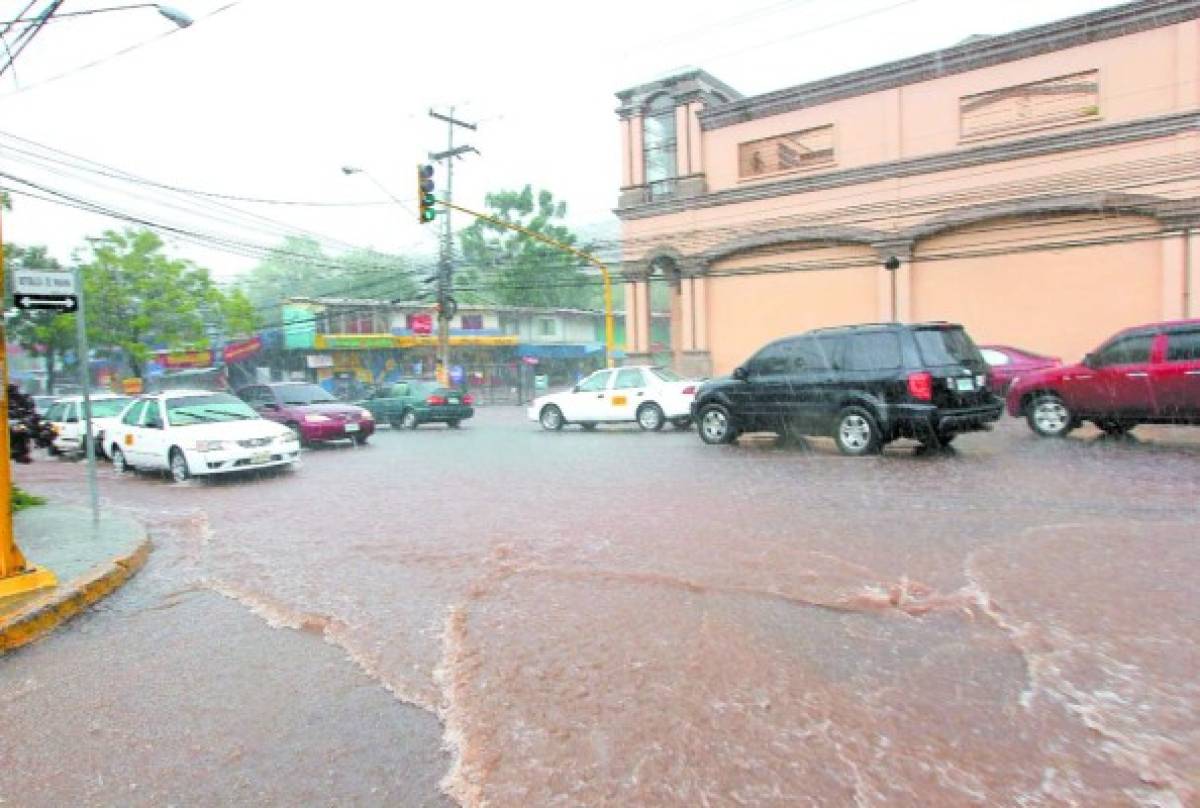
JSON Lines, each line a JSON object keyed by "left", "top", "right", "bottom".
{"left": 7, "top": 411, "right": 1198, "bottom": 806}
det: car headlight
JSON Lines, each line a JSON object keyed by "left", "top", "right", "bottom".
{"left": 359, "top": 409, "right": 374, "bottom": 420}
{"left": 194, "top": 440, "right": 227, "bottom": 452}
{"left": 304, "top": 414, "right": 331, "bottom": 423}
{"left": 976, "top": 374, "right": 986, "bottom": 387}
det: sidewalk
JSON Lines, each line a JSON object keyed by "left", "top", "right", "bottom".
{"left": 0, "top": 505, "right": 151, "bottom": 653}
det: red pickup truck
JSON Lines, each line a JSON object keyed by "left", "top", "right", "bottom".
{"left": 1007, "top": 319, "right": 1200, "bottom": 437}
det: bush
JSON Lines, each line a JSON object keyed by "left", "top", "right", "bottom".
{"left": 12, "top": 487, "right": 46, "bottom": 513}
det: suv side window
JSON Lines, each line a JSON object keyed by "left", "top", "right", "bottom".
{"left": 787, "top": 337, "right": 830, "bottom": 372}
{"left": 45, "top": 402, "right": 65, "bottom": 422}
{"left": 122, "top": 400, "right": 147, "bottom": 426}
{"left": 747, "top": 341, "right": 791, "bottom": 376}
{"left": 844, "top": 332, "right": 902, "bottom": 371}
{"left": 1166, "top": 330, "right": 1200, "bottom": 362}
{"left": 391, "top": 383, "right": 409, "bottom": 398}
{"left": 1093, "top": 334, "right": 1154, "bottom": 367}
{"left": 818, "top": 336, "right": 847, "bottom": 371}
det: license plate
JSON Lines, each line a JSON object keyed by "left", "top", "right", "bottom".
{"left": 448, "top": 397, "right": 459, "bottom": 404}
{"left": 251, "top": 451, "right": 271, "bottom": 464}
{"left": 344, "top": 423, "right": 360, "bottom": 433}
{"left": 954, "top": 378, "right": 975, "bottom": 392}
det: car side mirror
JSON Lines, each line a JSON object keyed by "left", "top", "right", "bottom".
{"left": 572, "top": 385, "right": 581, "bottom": 393}
{"left": 65, "top": 416, "right": 79, "bottom": 423}
{"left": 732, "top": 366, "right": 749, "bottom": 381}
{"left": 261, "top": 402, "right": 280, "bottom": 410}
{"left": 1082, "top": 353, "right": 1096, "bottom": 368}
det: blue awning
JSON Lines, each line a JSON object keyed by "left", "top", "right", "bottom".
{"left": 517, "top": 343, "right": 605, "bottom": 359}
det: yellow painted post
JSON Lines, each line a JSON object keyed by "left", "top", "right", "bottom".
{"left": 0, "top": 208, "right": 57, "bottom": 599}
{"left": 438, "top": 200, "right": 617, "bottom": 368}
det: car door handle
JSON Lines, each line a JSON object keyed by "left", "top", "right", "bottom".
{"left": 1125, "top": 372, "right": 1149, "bottom": 378}
{"left": 1186, "top": 370, "right": 1200, "bottom": 376}
{"left": 595, "top": 394, "right": 605, "bottom": 399}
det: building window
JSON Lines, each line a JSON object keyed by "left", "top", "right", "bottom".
{"left": 499, "top": 316, "right": 519, "bottom": 335}
{"left": 643, "top": 94, "right": 676, "bottom": 199}
{"left": 738, "top": 125, "right": 834, "bottom": 179}
{"left": 960, "top": 70, "right": 1099, "bottom": 141}
{"left": 536, "top": 317, "right": 559, "bottom": 338}
{"left": 460, "top": 314, "right": 483, "bottom": 331}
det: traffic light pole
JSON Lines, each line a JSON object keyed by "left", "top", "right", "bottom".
{"left": 0, "top": 208, "right": 56, "bottom": 599}
{"left": 428, "top": 108, "right": 477, "bottom": 387}
{"left": 435, "top": 199, "right": 616, "bottom": 369}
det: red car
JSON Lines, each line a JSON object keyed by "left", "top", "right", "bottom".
{"left": 236, "top": 382, "right": 376, "bottom": 445}
{"left": 1006, "top": 319, "right": 1200, "bottom": 437}
{"left": 979, "top": 345, "right": 1061, "bottom": 395}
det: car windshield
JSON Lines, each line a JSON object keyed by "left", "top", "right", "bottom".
{"left": 277, "top": 384, "right": 337, "bottom": 405}
{"left": 86, "top": 398, "right": 132, "bottom": 418}
{"left": 914, "top": 327, "right": 984, "bottom": 366}
{"left": 650, "top": 367, "right": 682, "bottom": 382}
{"left": 166, "top": 394, "right": 259, "bottom": 426}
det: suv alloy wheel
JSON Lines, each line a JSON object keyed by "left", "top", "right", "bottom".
{"left": 834, "top": 406, "right": 881, "bottom": 456}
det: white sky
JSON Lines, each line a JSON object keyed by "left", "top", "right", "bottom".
{"left": 0, "top": 0, "right": 1121, "bottom": 282}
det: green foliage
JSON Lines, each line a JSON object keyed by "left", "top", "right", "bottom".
{"left": 458, "top": 186, "right": 594, "bottom": 309}
{"left": 78, "top": 229, "right": 257, "bottom": 376}
{"left": 12, "top": 486, "right": 46, "bottom": 513}
{"left": 3, "top": 244, "right": 76, "bottom": 390}
{"left": 237, "top": 236, "right": 418, "bottom": 311}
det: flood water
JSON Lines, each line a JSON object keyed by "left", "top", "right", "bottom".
{"left": 7, "top": 410, "right": 1199, "bottom": 806}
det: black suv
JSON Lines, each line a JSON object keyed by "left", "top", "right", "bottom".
{"left": 691, "top": 322, "right": 1003, "bottom": 455}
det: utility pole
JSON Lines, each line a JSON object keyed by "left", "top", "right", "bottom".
{"left": 428, "top": 107, "right": 477, "bottom": 387}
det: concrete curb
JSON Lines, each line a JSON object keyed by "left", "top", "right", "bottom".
{"left": 0, "top": 535, "right": 152, "bottom": 654}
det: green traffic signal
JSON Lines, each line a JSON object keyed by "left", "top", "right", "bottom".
{"left": 417, "top": 163, "right": 436, "bottom": 224}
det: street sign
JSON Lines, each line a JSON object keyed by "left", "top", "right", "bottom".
{"left": 12, "top": 269, "right": 77, "bottom": 313}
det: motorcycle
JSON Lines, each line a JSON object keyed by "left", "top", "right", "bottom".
{"left": 9, "top": 418, "right": 33, "bottom": 464}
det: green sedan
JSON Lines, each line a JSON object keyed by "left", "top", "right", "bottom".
{"left": 358, "top": 379, "right": 475, "bottom": 430}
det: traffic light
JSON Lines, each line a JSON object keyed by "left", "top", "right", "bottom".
{"left": 417, "top": 164, "right": 436, "bottom": 224}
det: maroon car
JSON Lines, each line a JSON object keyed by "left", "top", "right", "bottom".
{"left": 236, "top": 382, "right": 376, "bottom": 445}
{"left": 979, "top": 345, "right": 1061, "bottom": 395}
{"left": 1006, "top": 319, "right": 1200, "bottom": 437}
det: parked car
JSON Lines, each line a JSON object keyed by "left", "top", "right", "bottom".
{"left": 1007, "top": 319, "right": 1200, "bottom": 437}
{"left": 358, "top": 379, "right": 474, "bottom": 429}
{"left": 528, "top": 365, "right": 698, "bottom": 431}
{"left": 979, "top": 345, "right": 1061, "bottom": 395}
{"left": 43, "top": 394, "right": 133, "bottom": 458}
{"left": 692, "top": 322, "right": 1003, "bottom": 455}
{"left": 236, "top": 382, "right": 375, "bottom": 445}
{"left": 105, "top": 390, "right": 300, "bottom": 482}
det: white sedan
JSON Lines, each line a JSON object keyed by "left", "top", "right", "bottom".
{"left": 44, "top": 394, "right": 133, "bottom": 457}
{"left": 105, "top": 390, "right": 301, "bottom": 482}
{"left": 527, "top": 365, "right": 699, "bottom": 431}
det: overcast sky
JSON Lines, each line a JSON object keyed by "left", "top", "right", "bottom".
{"left": 0, "top": 0, "right": 1121, "bottom": 282}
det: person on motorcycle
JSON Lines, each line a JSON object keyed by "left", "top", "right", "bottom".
{"left": 8, "top": 383, "right": 36, "bottom": 464}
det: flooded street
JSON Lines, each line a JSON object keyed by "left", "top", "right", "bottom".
{"left": 4, "top": 408, "right": 1199, "bottom": 806}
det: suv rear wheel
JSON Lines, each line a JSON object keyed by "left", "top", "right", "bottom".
{"left": 698, "top": 403, "right": 737, "bottom": 444}
{"left": 834, "top": 406, "right": 881, "bottom": 456}
{"left": 1028, "top": 394, "right": 1074, "bottom": 438}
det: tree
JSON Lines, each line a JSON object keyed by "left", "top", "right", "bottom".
{"left": 79, "top": 228, "right": 257, "bottom": 377}
{"left": 2, "top": 244, "right": 76, "bottom": 391}
{"left": 237, "top": 237, "right": 419, "bottom": 311}
{"left": 457, "top": 186, "right": 594, "bottom": 309}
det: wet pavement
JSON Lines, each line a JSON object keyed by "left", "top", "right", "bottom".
{"left": 3, "top": 408, "right": 1198, "bottom": 806}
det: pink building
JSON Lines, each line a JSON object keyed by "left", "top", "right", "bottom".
{"left": 615, "top": 0, "right": 1200, "bottom": 376}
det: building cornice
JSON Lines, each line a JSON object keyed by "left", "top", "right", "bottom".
{"left": 615, "top": 110, "right": 1200, "bottom": 220}
{"left": 700, "top": 0, "right": 1200, "bottom": 131}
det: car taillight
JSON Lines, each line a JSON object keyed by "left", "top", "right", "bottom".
{"left": 682, "top": 385, "right": 696, "bottom": 395}
{"left": 462, "top": 394, "right": 474, "bottom": 405}
{"left": 907, "top": 371, "right": 933, "bottom": 401}
{"left": 427, "top": 395, "right": 446, "bottom": 405}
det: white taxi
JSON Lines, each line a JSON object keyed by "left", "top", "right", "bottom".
{"left": 44, "top": 394, "right": 133, "bottom": 458}
{"left": 105, "top": 390, "right": 301, "bottom": 482}
{"left": 528, "top": 365, "right": 699, "bottom": 431}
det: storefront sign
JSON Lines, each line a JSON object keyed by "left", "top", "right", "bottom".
{"left": 314, "top": 333, "right": 519, "bottom": 349}
{"left": 410, "top": 313, "right": 433, "bottom": 335}
{"left": 159, "top": 349, "right": 213, "bottom": 369}
{"left": 223, "top": 336, "right": 262, "bottom": 364}
{"left": 306, "top": 354, "right": 334, "bottom": 369}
